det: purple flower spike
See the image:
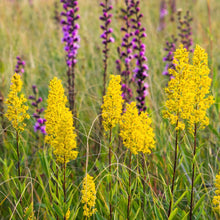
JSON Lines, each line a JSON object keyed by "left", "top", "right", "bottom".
{"left": 14, "top": 56, "right": 25, "bottom": 75}
{"left": 158, "top": 0, "right": 167, "bottom": 32}
{"left": 162, "top": 10, "right": 193, "bottom": 79}
{"left": 116, "top": 0, "right": 136, "bottom": 105}
{"left": 177, "top": 10, "right": 193, "bottom": 52}
{"left": 162, "top": 35, "right": 177, "bottom": 79}
{"left": 60, "top": 0, "right": 80, "bottom": 113}
{"left": 130, "top": 0, "right": 149, "bottom": 113}
{"left": 29, "top": 85, "right": 46, "bottom": 135}
{"left": 99, "top": 1, "right": 114, "bottom": 97}
{"left": 60, "top": 0, "right": 80, "bottom": 67}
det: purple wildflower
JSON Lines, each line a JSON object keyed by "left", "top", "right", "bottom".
{"left": 158, "top": 0, "right": 168, "bottom": 31}
{"left": 14, "top": 56, "right": 25, "bottom": 75}
{"left": 29, "top": 85, "right": 46, "bottom": 135}
{"left": 60, "top": 0, "right": 80, "bottom": 114}
{"left": 169, "top": 0, "right": 176, "bottom": 22}
{"left": 100, "top": 1, "right": 114, "bottom": 97}
{"left": 116, "top": 0, "right": 134, "bottom": 104}
{"left": 162, "top": 10, "right": 193, "bottom": 79}
{"left": 130, "top": 0, "right": 148, "bottom": 113}
{"left": 162, "top": 35, "right": 177, "bottom": 78}
{"left": 177, "top": 10, "right": 193, "bottom": 52}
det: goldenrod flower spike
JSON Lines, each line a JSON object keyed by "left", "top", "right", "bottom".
{"left": 81, "top": 174, "right": 97, "bottom": 218}
{"left": 45, "top": 77, "right": 78, "bottom": 163}
{"left": 187, "top": 44, "right": 215, "bottom": 133}
{"left": 120, "top": 102, "right": 155, "bottom": 155}
{"left": 101, "top": 75, "right": 124, "bottom": 132}
{"left": 163, "top": 44, "right": 195, "bottom": 131}
{"left": 213, "top": 172, "right": 220, "bottom": 212}
{"left": 5, "top": 73, "right": 30, "bottom": 131}
{"left": 45, "top": 77, "right": 68, "bottom": 145}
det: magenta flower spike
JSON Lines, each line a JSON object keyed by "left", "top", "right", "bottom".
{"left": 177, "top": 10, "right": 193, "bottom": 52}
{"left": 116, "top": 0, "right": 134, "bottom": 103}
{"left": 158, "top": 0, "right": 168, "bottom": 32}
{"left": 14, "top": 56, "right": 25, "bottom": 75}
{"left": 162, "top": 10, "right": 193, "bottom": 79}
{"left": 29, "top": 85, "right": 46, "bottom": 135}
{"left": 162, "top": 35, "right": 177, "bottom": 79}
{"left": 100, "top": 0, "right": 114, "bottom": 98}
{"left": 130, "top": 0, "right": 148, "bottom": 113}
{"left": 60, "top": 0, "right": 80, "bottom": 114}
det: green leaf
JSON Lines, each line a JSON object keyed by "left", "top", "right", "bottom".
{"left": 173, "top": 191, "right": 187, "bottom": 208}
{"left": 168, "top": 207, "right": 178, "bottom": 220}
{"left": 193, "top": 194, "right": 206, "bottom": 215}
{"left": 53, "top": 203, "right": 63, "bottom": 218}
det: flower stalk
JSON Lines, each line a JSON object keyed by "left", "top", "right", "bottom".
{"left": 189, "top": 123, "right": 197, "bottom": 220}
{"left": 100, "top": 1, "right": 114, "bottom": 99}
{"left": 60, "top": 0, "right": 80, "bottom": 116}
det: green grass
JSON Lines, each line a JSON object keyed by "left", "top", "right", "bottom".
{"left": 0, "top": 0, "right": 219, "bottom": 219}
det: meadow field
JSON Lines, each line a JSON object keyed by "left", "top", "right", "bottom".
{"left": 0, "top": 0, "right": 219, "bottom": 219}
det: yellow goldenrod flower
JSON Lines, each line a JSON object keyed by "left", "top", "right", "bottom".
{"left": 45, "top": 77, "right": 78, "bottom": 163}
{"left": 66, "top": 208, "right": 70, "bottom": 220}
{"left": 5, "top": 73, "right": 30, "bottom": 131}
{"left": 101, "top": 75, "right": 124, "bottom": 132}
{"left": 81, "top": 174, "right": 97, "bottom": 218}
{"left": 187, "top": 45, "right": 214, "bottom": 132}
{"left": 45, "top": 77, "right": 68, "bottom": 145}
{"left": 120, "top": 102, "right": 155, "bottom": 155}
{"left": 162, "top": 45, "right": 195, "bottom": 130}
{"left": 213, "top": 172, "right": 220, "bottom": 212}
{"left": 23, "top": 203, "right": 36, "bottom": 220}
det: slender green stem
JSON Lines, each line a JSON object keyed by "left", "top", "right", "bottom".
{"left": 141, "top": 153, "right": 146, "bottom": 214}
{"left": 127, "top": 150, "right": 132, "bottom": 220}
{"left": 56, "top": 165, "right": 59, "bottom": 220}
{"left": 190, "top": 123, "right": 197, "bottom": 220}
{"left": 109, "top": 128, "right": 112, "bottom": 220}
{"left": 63, "top": 157, "right": 66, "bottom": 220}
{"left": 168, "top": 120, "right": 179, "bottom": 217}
{"left": 16, "top": 130, "right": 21, "bottom": 181}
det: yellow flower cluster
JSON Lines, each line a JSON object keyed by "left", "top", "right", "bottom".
{"left": 23, "top": 203, "right": 36, "bottom": 220}
{"left": 101, "top": 75, "right": 124, "bottom": 132}
{"left": 120, "top": 102, "right": 155, "bottom": 155}
{"left": 163, "top": 45, "right": 195, "bottom": 130}
{"left": 187, "top": 45, "right": 214, "bottom": 132}
{"left": 45, "top": 77, "right": 78, "bottom": 164}
{"left": 5, "top": 73, "right": 30, "bottom": 131}
{"left": 213, "top": 172, "right": 220, "bottom": 212}
{"left": 66, "top": 208, "right": 70, "bottom": 220}
{"left": 81, "top": 174, "right": 97, "bottom": 217}
{"left": 163, "top": 44, "right": 214, "bottom": 131}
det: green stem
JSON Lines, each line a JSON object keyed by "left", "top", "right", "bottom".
{"left": 109, "top": 128, "right": 112, "bottom": 220}
{"left": 127, "top": 150, "right": 132, "bottom": 220}
{"left": 63, "top": 157, "right": 66, "bottom": 220}
{"left": 56, "top": 165, "right": 59, "bottom": 220}
{"left": 190, "top": 123, "right": 197, "bottom": 220}
{"left": 16, "top": 130, "right": 21, "bottom": 180}
{"left": 168, "top": 120, "right": 179, "bottom": 217}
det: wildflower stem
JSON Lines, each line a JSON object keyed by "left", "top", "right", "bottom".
{"left": 127, "top": 150, "right": 132, "bottom": 220}
{"left": 190, "top": 123, "right": 197, "bottom": 220}
{"left": 56, "top": 165, "right": 59, "bottom": 220}
{"left": 168, "top": 120, "right": 179, "bottom": 217}
{"left": 141, "top": 153, "right": 146, "bottom": 214}
{"left": 63, "top": 157, "right": 66, "bottom": 220}
{"left": 16, "top": 130, "right": 21, "bottom": 181}
{"left": 109, "top": 128, "right": 112, "bottom": 220}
